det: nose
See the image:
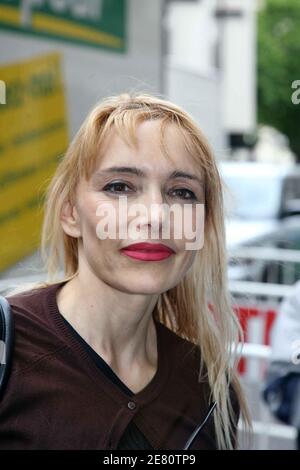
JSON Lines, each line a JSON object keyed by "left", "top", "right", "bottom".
{"left": 133, "top": 186, "right": 169, "bottom": 239}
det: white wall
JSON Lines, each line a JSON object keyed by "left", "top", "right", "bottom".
{"left": 166, "top": 0, "right": 257, "bottom": 147}
{"left": 167, "top": 0, "right": 218, "bottom": 76}
{"left": 220, "top": 0, "right": 257, "bottom": 134}
{"left": 165, "top": 0, "right": 225, "bottom": 154}
{"left": 166, "top": 60, "right": 226, "bottom": 157}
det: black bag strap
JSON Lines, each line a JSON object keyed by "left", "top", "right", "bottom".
{"left": 0, "top": 295, "right": 14, "bottom": 402}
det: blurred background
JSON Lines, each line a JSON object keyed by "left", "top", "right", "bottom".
{"left": 1, "top": 0, "right": 300, "bottom": 449}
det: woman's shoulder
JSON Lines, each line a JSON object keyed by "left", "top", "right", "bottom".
{"left": 4, "top": 282, "right": 67, "bottom": 374}
{"left": 5, "top": 281, "right": 57, "bottom": 307}
{"left": 157, "top": 320, "right": 241, "bottom": 422}
{"left": 5, "top": 281, "right": 64, "bottom": 323}
{"left": 5, "top": 283, "right": 56, "bottom": 330}
{"left": 156, "top": 320, "right": 209, "bottom": 390}
{"left": 156, "top": 320, "right": 200, "bottom": 363}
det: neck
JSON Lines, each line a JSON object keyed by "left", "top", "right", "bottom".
{"left": 56, "top": 271, "right": 159, "bottom": 377}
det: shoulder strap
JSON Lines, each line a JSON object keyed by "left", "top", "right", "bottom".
{"left": 182, "top": 401, "right": 217, "bottom": 450}
{"left": 0, "top": 295, "right": 14, "bottom": 402}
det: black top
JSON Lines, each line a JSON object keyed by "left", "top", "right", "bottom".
{"left": 60, "top": 314, "right": 154, "bottom": 450}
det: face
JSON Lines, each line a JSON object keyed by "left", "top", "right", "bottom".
{"left": 61, "top": 119, "right": 205, "bottom": 295}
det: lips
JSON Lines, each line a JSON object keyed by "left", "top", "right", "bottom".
{"left": 122, "top": 242, "right": 174, "bottom": 253}
{"left": 120, "top": 242, "right": 175, "bottom": 261}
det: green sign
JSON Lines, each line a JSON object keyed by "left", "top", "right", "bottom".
{"left": 0, "top": 0, "right": 126, "bottom": 53}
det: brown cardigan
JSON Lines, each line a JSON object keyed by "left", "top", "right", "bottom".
{"left": 0, "top": 281, "right": 239, "bottom": 450}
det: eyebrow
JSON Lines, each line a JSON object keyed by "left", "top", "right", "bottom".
{"left": 94, "top": 166, "right": 204, "bottom": 186}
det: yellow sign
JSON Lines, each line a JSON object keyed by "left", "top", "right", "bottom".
{"left": 0, "top": 52, "right": 68, "bottom": 272}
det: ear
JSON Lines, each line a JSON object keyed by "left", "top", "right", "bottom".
{"left": 60, "top": 200, "right": 81, "bottom": 238}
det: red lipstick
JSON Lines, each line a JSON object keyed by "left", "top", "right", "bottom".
{"left": 120, "top": 242, "right": 175, "bottom": 261}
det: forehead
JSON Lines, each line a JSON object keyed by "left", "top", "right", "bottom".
{"left": 95, "top": 119, "right": 201, "bottom": 177}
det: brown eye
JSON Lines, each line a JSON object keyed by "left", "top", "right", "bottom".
{"left": 103, "top": 182, "right": 134, "bottom": 194}
{"left": 168, "top": 188, "right": 197, "bottom": 200}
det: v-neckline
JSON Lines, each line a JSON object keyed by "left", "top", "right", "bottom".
{"left": 60, "top": 312, "right": 135, "bottom": 396}
{"left": 47, "top": 280, "right": 170, "bottom": 406}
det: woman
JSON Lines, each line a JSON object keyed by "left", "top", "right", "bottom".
{"left": 0, "top": 92, "right": 250, "bottom": 450}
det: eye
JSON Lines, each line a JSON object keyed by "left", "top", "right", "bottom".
{"left": 168, "top": 188, "right": 197, "bottom": 201}
{"left": 102, "top": 181, "right": 134, "bottom": 194}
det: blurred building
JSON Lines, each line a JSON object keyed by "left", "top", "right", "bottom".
{"left": 166, "top": 0, "right": 257, "bottom": 158}
{"left": 252, "top": 126, "right": 296, "bottom": 165}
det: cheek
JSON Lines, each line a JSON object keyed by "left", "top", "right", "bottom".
{"left": 95, "top": 198, "right": 131, "bottom": 243}
{"left": 79, "top": 196, "right": 114, "bottom": 239}
{"left": 82, "top": 212, "right": 98, "bottom": 239}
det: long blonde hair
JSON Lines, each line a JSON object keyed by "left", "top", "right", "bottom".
{"left": 32, "top": 92, "right": 250, "bottom": 448}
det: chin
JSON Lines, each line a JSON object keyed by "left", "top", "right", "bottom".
{"left": 116, "top": 277, "right": 171, "bottom": 296}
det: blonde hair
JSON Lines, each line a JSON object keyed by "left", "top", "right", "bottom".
{"left": 28, "top": 92, "right": 250, "bottom": 448}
